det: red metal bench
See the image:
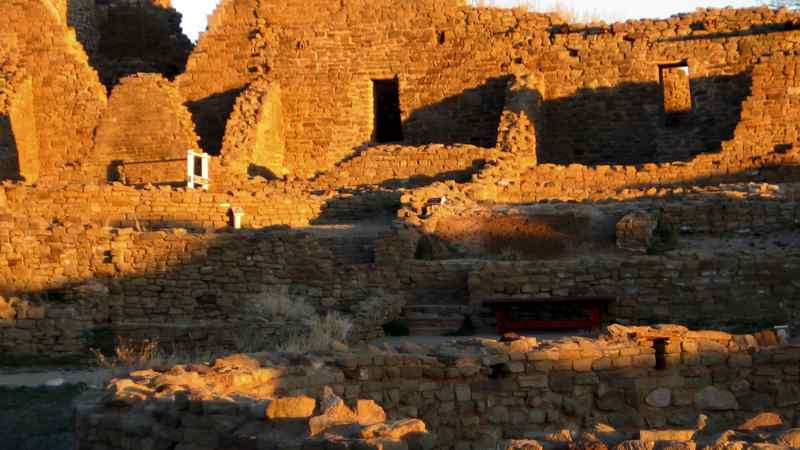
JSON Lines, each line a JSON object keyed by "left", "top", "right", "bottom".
{"left": 486, "top": 297, "right": 615, "bottom": 333}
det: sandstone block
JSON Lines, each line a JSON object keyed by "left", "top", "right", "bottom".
{"left": 694, "top": 386, "right": 738, "bottom": 411}
{"left": 265, "top": 396, "right": 316, "bottom": 420}
{"left": 645, "top": 388, "right": 671, "bottom": 408}
{"left": 360, "top": 419, "right": 427, "bottom": 440}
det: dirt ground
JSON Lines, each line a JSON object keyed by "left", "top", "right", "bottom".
{"left": 0, "top": 384, "right": 91, "bottom": 450}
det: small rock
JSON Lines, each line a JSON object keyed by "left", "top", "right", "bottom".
{"left": 645, "top": 388, "right": 672, "bottom": 408}
{"left": 502, "top": 440, "right": 544, "bottom": 450}
{"left": 308, "top": 388, "right": 357, "bottom": 436}
{"left": 360, "top": 419, "right": 427, "bottom": 440}
{"left": 775, "top": 429, "right": 800, "bottom": 448}
{"left": 736, "top": 412, "right": 784, "bottom": 431}
{"left": 694, "top": 386, "right": 738, "bottom": 411}
{"left": 356, "top": 399, "right": 386, "bottom": 426}
{"left": 265, "top": 396, "right": 316, "bottom": 420}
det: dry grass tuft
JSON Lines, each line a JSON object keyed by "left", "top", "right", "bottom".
{"left": 92, "top": 338, "right": 216, "bottom": 369}
{"left": 249, "top": 288, "right": 316, "bottom": 321}
{"left": 277, "top": 312, "right": 353, "bottom": 354}
{"left": 91, "top": 338, "right": 159, "bottom": 368}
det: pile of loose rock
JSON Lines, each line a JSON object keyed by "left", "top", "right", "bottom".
{"left": 75, "top": 353, "right": 435, "bottom": 450}
{"left": 499, "top": 415, "right": 800, "bottom": 449}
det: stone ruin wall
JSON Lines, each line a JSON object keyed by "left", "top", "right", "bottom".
{"left": 0, "top": 64, "right": 39, "bottom": 182}
{"left": 93, "top": 73, "right": 200, "bottom": 185}
{"left": 0, "top": 182, "right": 798, "bottom": 354}
{"left": 0, "top": 2, "right": 799, "bottom": 186}
{"left": 75, "top": 328, "right": 800, "bottom": 450}
{"left": 0, "top": 0, "right": 107, "bottom": 183}
{"left": 175, "top": 4, "right": 800, "bottom": 180}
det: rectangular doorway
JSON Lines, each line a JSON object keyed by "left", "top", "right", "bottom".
{"left": 659, "top": 62, "right": 693, "bottom": 127}
{"left": 373, "top": 78, "right": 404, "bottom": 143}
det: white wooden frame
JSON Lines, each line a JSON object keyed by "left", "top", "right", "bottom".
{"left": 187, "top": 150, "right": 210, "bottom": 190}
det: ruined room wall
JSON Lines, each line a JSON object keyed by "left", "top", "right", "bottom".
{"left": 463, "top": 54, "right": 800, "bottom": 204}
{"left": 313, "top": 144, "right": 493, "bottom": 189}
{"left": 220, "top": 77, "right": 287, "bottom": 178}
{"left": 175, "top": 0, "right": 265, "bottom": 156}
{"left": 179, "top": 0, "right": 553, "bottom": 176}
{"left": 93, "top": 74, "right": 199, "bottom": 184}
{"left": 529, "top": 8, "right": 800, "bottom": 165}
{"left": 496, "top": 73, "right": 546, "bottom": 164}
{"left": 0, "top": 67, "right": 40, "bottom": 182}
{"left": 178, "top": 4, "right": 800, "bottom": 179}
{"left": 75, "top": 329, "right": 800, "bottom": 450}
{"left": 0, "top": 0, "right": 107, "bottom": 182}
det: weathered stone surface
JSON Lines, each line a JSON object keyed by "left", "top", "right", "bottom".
{"left": 309, "top": 388, "right": 358, "bottom": 436}
{"left": 360, "top": 419, "right": 427, "bottom": 440}
{"left": 645, "top": 388, "right": 672, "bottom": 408}
{"left": 775, "top": 429, "right": 800, "bottom": 448}
{"left": 266, "top": 396, "right": 317, "bottom": 420}
{"left": 356, "top": 400, "right": 387, "bottom": 426}
{"left": 616, "top": 211, "right": 658, "bottom": 253}
{"left": 502, "top": 439, "right": 545, "bottom": 450}
{"left": 736, "top": 413, "right": 785, "bottom": 432}
{"left": 694, "top": 387, "right": 738, "bottom": 411}
{"left": 639, "top": 430, "right": 695, "bottom": 442}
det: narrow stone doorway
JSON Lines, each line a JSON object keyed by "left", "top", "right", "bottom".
{"left": 659, "top": 62, "right": 693, "bottom": 127}
{"left": 372, "top": 78, "right": 403, "bottom": 143}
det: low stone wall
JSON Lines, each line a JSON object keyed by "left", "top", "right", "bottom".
{"left": 74, "top": 326, "right": 800, "bottom": 450}
{"left": 314, "top": 144, "right": 494, "bottom": 189}
{"left": 468, "top": 249, "right": 800, "bottom": 331}
{"left": 1, "top": 183, "right": 329, "bottom": 230}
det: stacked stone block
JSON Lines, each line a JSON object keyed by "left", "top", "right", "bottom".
{"left": 74, "top": 327, "right": 800, "bottom": 450}
{"left": 93, "top": 74, "right": 200, "bottom": 184}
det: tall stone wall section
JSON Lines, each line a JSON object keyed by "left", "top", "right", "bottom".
{"left": 176, "top": 0, "right": 266, "bottom": 155}
{"left": 93, "top": 74, "right": 200, "bottom": 184}
{"left": 0, "top": 65, "right": 39, "bottom": 181}
{"left": 220, "top": 77, "right": 287, "bottom": 179}
{"left": 0, "top": 0, "right": 107, "bottom": 183}
{"left": 176, "top": 5, "right": 800, "bottom": 179}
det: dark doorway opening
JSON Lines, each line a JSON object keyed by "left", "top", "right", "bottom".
{"left": 373, "top": 78, "right": 404, "bottom": 143}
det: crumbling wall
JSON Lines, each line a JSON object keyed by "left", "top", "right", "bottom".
{"left": 220, "top": 77, "right": 287, "bottom": 178}
{"left": 314, "top": 144, "right": 493, "bottom": 189}
{"left": 176, "top": 0, "right": 266, "bottom": 156}
{"left": 496, "top": 73, "right": 546, "bottom": 163}
{"left": 177, "top": 4, "right": 800, "bottom": 179}
{"left": 0, "top": 66, "right": 40, "bottom": 182}
{"left": 93, "top": 74, "right": 200, "bottom": 184}
{"left": 0, "top": 0, "right": 107, "bottom": 182}
{"left": 74, "top": 328, "right": 800, "bottom": 450}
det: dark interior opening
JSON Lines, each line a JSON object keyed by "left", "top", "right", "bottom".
{"left": 373, "top": 78, "right": 404, "bottom": 143}
{"left": 653, "top": 338, "right": 668, "bottom": 370}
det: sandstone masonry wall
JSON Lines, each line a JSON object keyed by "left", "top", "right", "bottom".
{"left": 0, "top": 0, "right": 107, "bottom": 182}
{"left": 0, "top": 65, "right": 39, "bottom": 181}
{"left": 93, "top": 74, "right": 200, "bottom": 184}
{"left": 74, "top": 328, "right": 800, "bottom": 450}
{"left": 220, "top": 77, "right": 287, "bottom": 178}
